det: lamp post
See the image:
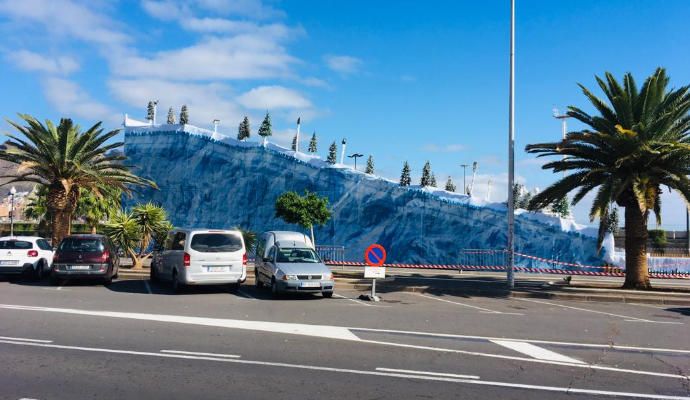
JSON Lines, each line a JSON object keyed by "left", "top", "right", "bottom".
{"left": 460, "top": 164, "right": 469, "bottom": 195}
{"left": 348, "top": 153, "right": 364, "bottom": 170}
{"left": 506, "top": 0, "right": 516, "bottom": 289}
{"left": 9, "top": 186, "right": 16, "bottom": 237}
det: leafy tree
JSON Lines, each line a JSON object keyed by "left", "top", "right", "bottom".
{"left": 146, "top": 101, "right": 154, "bottom": 122}
{"left": 237, "top": 116, "right": 251, "bottom": 141}
{"left": 291, "top": 134, "right": 297, "bottom": 151}
{"left": 430, "top": 173, "right": 437, "bottom": 187}
{"left": 258, "top": 112, "right": 272, "bottom": 145}
{"left": 445, "top": 176, "right": 456, "bottom": 192}
{"left": 550, "top": 196, "right": 571, "bottom": 218}
{"left": 526, "top": 68, "right": 690, "bottom": 289}
{"left": 400, "top": 161, "right": 411, "bottom": 186}
{"left": 606, "top": 206, "right": 619, "bottom": 234}
{"left": 166, "top": 107, "right": 176, "bottom": 124}
{"left": 0, "top": 115, "right": 156, "bottom": 245}
{"left": 327, "top": 141, "right": 337, "bottom": 164}
{"left": 235, "top": 226, "right": 257, "bottom": 253}
{"left": 179, "top": 105, "right": 189, "bottom": 124}
{"left": 308, "top": 132, "right": 317, "bottom": 153}
{"left": 103, "top": 203, "right": 171, "bottom": 269}
{"left": 365, "top": 155, "right": 374, "bottom": 174}
{"left": 511, "top": 183, "right": 526, "bottom": 209}
{"left": 420, "top": 161, "right": 432, "bottom": 187}
{"left": 275, "top": 190, "right": 331, "bottom": 245}
{"left": 519, "top": 191, "right": 533, "bottom": 210}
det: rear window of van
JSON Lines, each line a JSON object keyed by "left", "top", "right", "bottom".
{"left": 191, "top": 233, "right": 243, "bottom": 253}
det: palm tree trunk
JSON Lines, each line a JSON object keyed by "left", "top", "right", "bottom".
{"left": 50, "top": 210, "right": 68, "bottom": 246}
{"left": 623, "top": 205, "right": 651, "bottom": 289}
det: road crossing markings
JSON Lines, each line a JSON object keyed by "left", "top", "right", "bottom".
{"left": 490, "top": 340, "right": 584, "bottom": 364}
{"left": 417, "top": 294, "right": 523, "bottom": 315}
{"left": 375, "top": 367, "right": 479, "bottom": 380}
{"left": 0, "top": 339, "right": 687, "bottom": 399}
{"left": 160, "top": 349, "right": 241, "bottom": 358}
{"left": 514, "top": 298, "right": 682, "bottom": 324}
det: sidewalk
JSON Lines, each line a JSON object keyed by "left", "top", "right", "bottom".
{"left": 117, "top": 265, "right": 690, "bottom": 305}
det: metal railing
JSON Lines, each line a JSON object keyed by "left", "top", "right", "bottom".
{"left": 316, "top": 245, "right": 345, "bottom": 265}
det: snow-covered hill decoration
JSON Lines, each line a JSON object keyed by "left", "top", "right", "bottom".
{"left": 123, "top": 120, "right": 607, "bottom": 265}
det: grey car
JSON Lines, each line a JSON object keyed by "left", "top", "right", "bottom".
{"left": 255, "top": 232, "right": 334, "bottom": 298}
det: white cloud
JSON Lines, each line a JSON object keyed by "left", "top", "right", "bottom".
{"left": 141, "top": 0, "right": 284, "bottom": 20}
{"left": 42, "top": 78, "right": 117, "bottom": 123}
{"left": 0, "top": 0, "right": 129, "bottom": 48}
{"left": 422, "top": 143, "right": 466, "bottom": 153}
{"left": 238, "top": 86, "right": 312, "bottom": 110}
{"left": 110, "top": 36, "right": 297, "bottom": 80}
{"left": 9, "top": 50, "right": 79, "bottom": 75}
{"left": 108, "top": 79, "right": 244, "bottom": 129}
{"left": 140, "top": 0, "right": 187, "bottom": 21}
{"left": 324, "top": 55, "right": 362, "bottom": 75}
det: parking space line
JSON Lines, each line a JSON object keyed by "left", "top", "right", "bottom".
{"left": 236, "top": 289, "right": 256, "bottom": 300}
{"left": 160, "top": 349, "right": 241, "bottom": 358}
{"left": 333, "top": 293, "right": 373, "bottom": 307}
{"left": 375, "top": 367, "right": 479, "bottom": 380}
{"left": 490, "top": 340, "right": 584, "bottom": 364}
{"left": 513, "top": 298, "right": 660, "bottom": 323}
{"left": 0, "top": 336, "right": 52, "bottom": 343}
{"left": 417, "top": 294, "right": 523, "bottom": 315}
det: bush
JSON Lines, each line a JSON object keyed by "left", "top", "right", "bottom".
{"left": 648, "top": 229, "right": 667, "bottom": 253}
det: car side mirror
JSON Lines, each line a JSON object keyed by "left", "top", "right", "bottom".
{"left": 262, "top": 257, "right": 271, "bottom": 262}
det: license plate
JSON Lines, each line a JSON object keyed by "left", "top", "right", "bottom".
{"left": 301, "top": 281, "right": 320, "bottom": 288}
{"left": 69, "top": 265, "right": 91, "bottom": 270}
{"left": 206, "top": 266, "right": 228, "bottom": 272}
{"left": 0, "top": 260, "right": 18, "bottom": 266}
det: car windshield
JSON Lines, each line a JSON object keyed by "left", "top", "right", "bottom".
{"left": 0, "top": 240, "right": 33, "bottom": 249}
{"left": 59, "top": 238, "right": 104, "bottom": 252}
{"left": 191, "top": 233, "right": 243, "bottom": 253}
{"left": 276, "top": 248, "right": 320, "bottom": 263}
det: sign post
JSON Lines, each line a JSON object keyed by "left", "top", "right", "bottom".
{"left": 362, "top": 244, "right": 386, "bottom": 302}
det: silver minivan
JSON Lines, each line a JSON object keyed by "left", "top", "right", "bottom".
{"left": 150, "top": 228, "right": 247, "bottom": 293}
{"left": 254, "top": 231, "right": 334, "bottom": 297}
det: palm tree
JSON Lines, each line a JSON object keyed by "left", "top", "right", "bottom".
{"left": 526, "top": 68, "right": 690, "bottom": 289}
{"left": 0, "top": 115, "right": 156, "bottom": 245}
{"left": 75, "top": 186, "right": 122, "bottom": 234}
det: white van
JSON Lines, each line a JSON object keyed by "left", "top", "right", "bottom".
{"left": 150, "top": 229, "right": 247, "bottom": 293}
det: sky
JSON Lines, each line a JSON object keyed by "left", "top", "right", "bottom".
{"left": 1, "top": 0, "right": 690, "bottom": 229}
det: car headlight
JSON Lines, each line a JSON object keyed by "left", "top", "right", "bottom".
{"left": 283, "top": 274, "right": 298, "bottom": 281}
{"left": 323, "top": 272, "right": 333, "bottom": 280}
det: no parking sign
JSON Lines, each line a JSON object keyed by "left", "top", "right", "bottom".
{"left": 364, "top": 244, "right": 386, "bottom": 279}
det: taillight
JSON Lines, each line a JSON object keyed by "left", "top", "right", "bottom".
{"left": 101, "top": 251, "right": 110, "bottom": 263}
{"left": 27, "top": 250, "right": 38, "bottom": 257}
{"left": 242, "top": 253, "right": 248, "bottom": 266}
{"left": 183, "top": 252, "right": 191, "bottom": 267}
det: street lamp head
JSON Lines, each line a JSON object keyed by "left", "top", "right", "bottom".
{"left": 10, "top": 186, "right": 16, "bottom": 195}
{"left": 552, "top": 107, "right": 560, "bottom": 117}
{"left": 348, "top": 153, "right": 363, "bottom": 158}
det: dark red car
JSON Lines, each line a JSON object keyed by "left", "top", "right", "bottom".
{"left": 51, "top": 234, "right": 120, "bottom": 285}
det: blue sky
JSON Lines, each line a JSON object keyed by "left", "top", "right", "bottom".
{"left": 1, "top": 0, "right": 690, "bottom": 228}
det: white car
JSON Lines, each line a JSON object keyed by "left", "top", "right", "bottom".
{"left": 150, "top": 229, "right": 247, "bottom": 293}
{"left": 0, "top": 236, "right": 54, "bottom": 280}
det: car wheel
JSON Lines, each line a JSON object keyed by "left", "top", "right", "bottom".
{"left": 255, "top": 270, "right": 263, "bottom": 288}
{"left": 271, "top": 278, "right": 280, "bottom": 297}
{"left": 34, "top": 262, "right": 44, "bottom": 281}
{"left": 150, "top": 264, "right": 158, "bottom": 283}
{"left": 171, "top": 271, "right": 183, "bottom": 293}
{"left": 322, "top": 291, "right": 333, "bottom": 298}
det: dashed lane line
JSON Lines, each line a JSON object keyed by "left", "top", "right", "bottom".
{"left": 160, "top": 349, "right": 241, "bottom": 358}
{"left": 375, "top": 367, "right": 479, "bottom": 380}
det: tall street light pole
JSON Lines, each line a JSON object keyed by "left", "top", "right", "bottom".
{"left": 506, "top": 0, "right": 516, "bottom": 289}
{"left": 348, "top": 153, "right": 364, "bottom": 170}
{"left": 460, "top": 164, "right": 469, "bottom": 195}
{"left": 9, "top": 186, "right": 16, "bottom": 237}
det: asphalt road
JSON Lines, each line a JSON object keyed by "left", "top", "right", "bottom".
{"left": 0, "top": 276, "right": 689, "bottom": 400}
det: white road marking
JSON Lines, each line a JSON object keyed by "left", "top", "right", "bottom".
{"left": 623, "top": 319, "right": 683, "bottom": 325}
{"left": 490, "top": 340, "right": 584, "bottom": 364}
{"left": 0, "top": 339, "right": 686, "bottom": 400}
{"left": 514, "top": 298, "right": 670, "bottom": 323}
{"left": 143, "top": 280, "right": 152, "bottom": 295}
{"left": 0, "top": 336, "right": 52, "bottom": 343}
{"left": 56, "top": 286, "right": 62, "bottom": 291}
{"left": 417, "top": 294, "right": 523, "bottom": 315}
{"left": 376, "top": 367, "right": 479, "bottom": 380}
{"left": 0, "top": 304, "right": 360, "bottom": 341}
{"left": 236, "top": 289, "right": 256, "bottom": 300}
{"left": 350, "top": 327, "right": 690, "bottom": 355}
{"left": 333, "top": 293, "right": 373, "bottom": 307}
{"left": 160, "top": 349, "right": 240, "bottom": 358}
